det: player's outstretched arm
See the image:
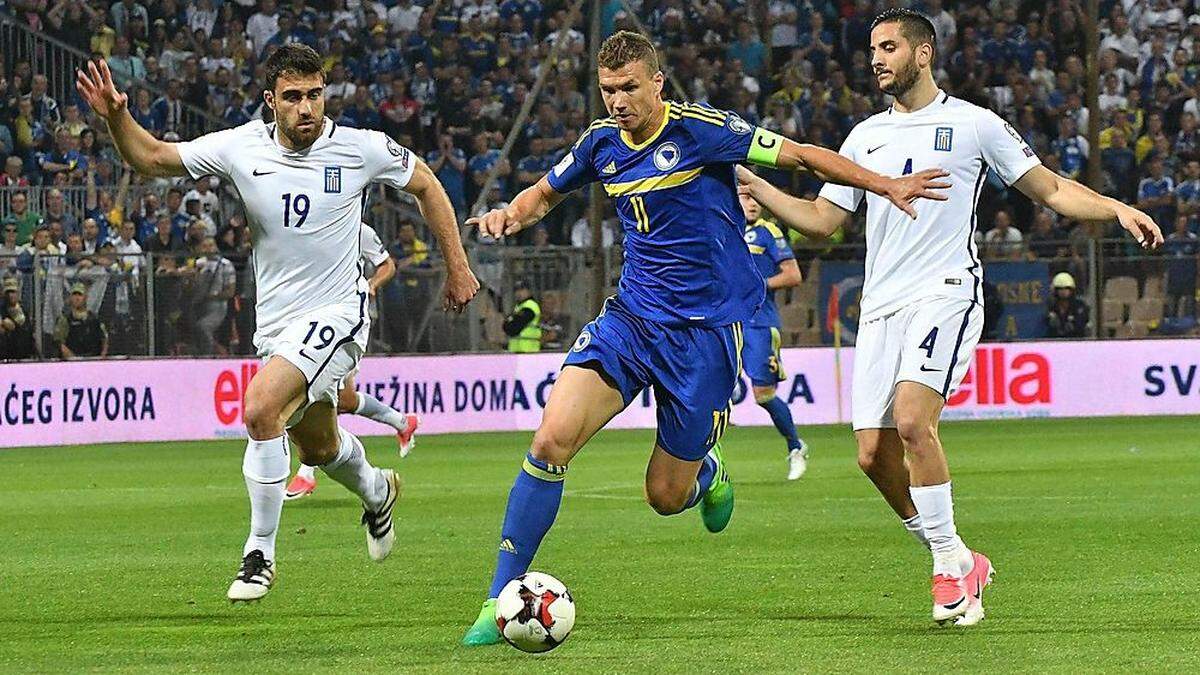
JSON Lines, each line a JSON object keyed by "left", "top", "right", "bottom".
{"left": 770, "top": 137, "right": 949, "bottom": 219}
{"left": 737, "top": 166, "right": 849, "bottom": 240}
{"left": 76, "top": 59, "right": 186, "bottom": 177}
{"left": 466, "top": 176, "right": 565, "bottom": 239}
{"left": 1013, "top": 165, "right": 1164, "bottom": 249}
{"left": 404, "top": 160, "right": 481, "bottom": 312}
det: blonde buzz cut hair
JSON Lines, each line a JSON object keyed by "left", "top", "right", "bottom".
{"left": 597, "top": 30, "right": 660, "bottom": 74}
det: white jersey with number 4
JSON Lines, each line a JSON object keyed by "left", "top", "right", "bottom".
{"left": 819, "top": 91, "right": 1040, "bottom": 322}
{"left": 177, "top": 118, "right": 415, "bottom": 348}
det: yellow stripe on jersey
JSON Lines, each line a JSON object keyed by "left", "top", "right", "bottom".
{"left": 574, "top": 118, "right": 618, "bottom": 148}
{"left": 680, "top": 103, "right": 726, "bottom": 120}
{"left": 762, "top": 221, "right": 786, "bottom": 239}
{"left": 680, "top": 111, "right": 726, "bottom": 126}
{"left": 604, "top": 167, "right": 702, "bottom": 197}
{"left": 747, "top": 244, "right": 765, "bottom": 254}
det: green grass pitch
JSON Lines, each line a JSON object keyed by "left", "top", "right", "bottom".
{"left": 1, "top": 416, "right": 1197, "bottom": 673}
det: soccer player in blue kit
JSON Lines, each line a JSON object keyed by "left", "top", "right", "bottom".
{"left": 461, "top": 31, "right": 949, "bottom": 645}
{"left": 738, "top": 186, "right": 810, "bottom": 480}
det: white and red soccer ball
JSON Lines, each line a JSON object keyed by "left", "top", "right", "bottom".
{"left": 495, "top": 572, "right": 576, "bottom": 653}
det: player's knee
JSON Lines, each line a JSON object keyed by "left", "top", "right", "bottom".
{"left": 894, "top": 413, "right": 937, "bottom": 450}
{"left": 857, "top": 443, "right": 883, "bottom": 476}
{"left": 644, "top": 481, "right": 688, "bottom": 516}
{"left": 296, "top": 441, "right": 338, "bottom": 466}
{"left": 530, "top": 428, "right": 575, "bottom": 467}
{"left": 752, "top": 386, "right": 776, "bottom": 405}
{"left": 243, "top": 398, "right": 283, "bottom": 440}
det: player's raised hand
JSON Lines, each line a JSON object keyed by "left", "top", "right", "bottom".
{"left": 882, "top": 168, "right": 951, "bottom": 219}
{"left": 1115, "top": 204, "right": 1164, "bottom": 250}
{"left": 75, "top": 59, "right": 128, "bottom": 120}
{"left": 467, "top": 208, "right": 521, "bottom": 239}
{"left": 443, "top": 265, "right": 481, "bottom": 314}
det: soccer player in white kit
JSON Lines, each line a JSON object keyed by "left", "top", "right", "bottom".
{"left": 76, "top": 45, "right": 480, "bottom": 602}
{"left": 283, "top": 222, "right": 421, "bottom": 501}
{"left": 739, "top": 9, "right": 1162, "bottom": 626}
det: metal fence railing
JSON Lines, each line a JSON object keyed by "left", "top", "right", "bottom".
{"left": 1, "top": 238, "right": 1196, "bottom": 362}
{"left": 0, "top": 10, "right": 226, "bottom": 140}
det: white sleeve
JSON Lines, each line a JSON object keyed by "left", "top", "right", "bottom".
{"left": 359, "top": 223, "right": 390, "bottom": 266}
{"left": 176, "top": 125, "right": 244, "bottom": 181}
{"left": 362, "top": 130, "right": 416, "bottom": 190}
{"left": 817, "top": 128, "right": 865, "bottom": 213}
{"left": 975, "top": 109, "right": 1041, "bottom": 187}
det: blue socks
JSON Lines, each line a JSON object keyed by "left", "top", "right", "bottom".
{"left": 759, "top": 396, "right": 801, "bottom": 451}
{"left": 684, "top": 452, "right": 718, "bottom": 509}
{"left": 487, "top": 452, "right": 566, "bottom": 598}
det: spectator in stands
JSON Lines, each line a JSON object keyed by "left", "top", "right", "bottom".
{"left": 151, "top": 79, "right": 185, "bottom": 137}
{"left": 1137, "top": 158, "right": 1177, "bottom": 228}
{"left": 1102, "top": 128, "right": 1138, "bottom": 201}
{"left": 110, "top": 0, "right": 150, "bottom": 36}
{"left": 107, "top": 35, "right": 146, "bottom": 89}
{"left": 184, "top": 177, "right": 221, "bottom": 228}
{"left": 727, "top": 22, "right": 766, "bottom": 78}
{"left": 1026, "top": 210, "right": 1068, "bottom": 260}
{"left": 1177, "top": 160, "right": 1200, "bottom": 231}
{"left": 1046, "top": 272, "right": 1089, "bottom": 339}
{"left": 55, "top": 282, "right": 107, "bottom": 359}
{"left": 385, "top": 221, "right": 430, "bottom": 349}
{"left": 427, "top": 133, "right": 468, "bottom": 220}
{"left": 190, "top": 236, "right": 236, "bottom": 355}
{"left": 29, "top": 74, "right": 61, "bottom": 128}
{"left": 983, "top": 210, "right": 1025, "bottom": 260}
{"left": 1164, "top": 215, "right": 1198, "bottom": 318}
{"left": 2, "top": 191, "right": 42, "bottom": 245}
{"left": 111, "top": 220, "right": 143, "bottom": 276}
{"left": 80, "top": 218, "right": 105, "bottom": 254}
{"left": 0, "top": 224, "right": 20, "bottom": 260}
{"left": 2, "top": 156, "right": 29, "bottom": 188}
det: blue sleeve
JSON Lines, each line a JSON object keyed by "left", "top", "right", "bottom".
{"left": 768, "top": 231, "right": 795, "bottom": 265}
{"left": 545, "top": 130, "right": 597, "bottom": 194}
{"left": 688, "top": 110, "right": 757, "bottom": 164}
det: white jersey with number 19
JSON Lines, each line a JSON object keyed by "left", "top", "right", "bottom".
{"left": 819, "top": 91, "right": 1041, "bottom": 323}
{"left": 177, "top": 118, "right": 415, "bottom": 349}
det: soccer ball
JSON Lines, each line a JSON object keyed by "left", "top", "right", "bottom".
{"left": 495, "top": 572, "right": 576, "bottom": 653}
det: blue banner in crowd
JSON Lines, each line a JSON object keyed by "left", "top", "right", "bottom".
{"left": 985, "top": 261, "right": 1050, "bottom": 340}
{"left": 817, "top": 261, "right": 865, "bottom": 345}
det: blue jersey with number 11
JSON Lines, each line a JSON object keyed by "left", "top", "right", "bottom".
{"left": 547, "top": 101, "right": 779, "bottom": 327}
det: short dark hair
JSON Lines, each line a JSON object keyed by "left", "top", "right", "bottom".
{"left": 263, "top": 43, "right": 325, "bottom": 91}
{"left": 598, "top": 30, "right": 660, "bottom": 74}
{"left": 870, "top": 8, "right": 937, "bottom": 57}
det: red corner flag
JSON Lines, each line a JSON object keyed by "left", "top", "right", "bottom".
{"left": 825, "top": 285, "right": 840, "bottom": 334}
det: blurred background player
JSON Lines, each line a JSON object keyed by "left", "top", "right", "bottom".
{"left": 737, "top": 185, "right": 809, "bottom": 480}
{"left": 460, "top": 30, "right": 947, "bottom": 646}
{"left": 739, "top": 9, "right": 1161, "bottom": 627}
{"left": 284, "top": 222, "right": 421, "bottom": 501}
{"left": 76, "top": 45, "right": 479, "bottom": 602}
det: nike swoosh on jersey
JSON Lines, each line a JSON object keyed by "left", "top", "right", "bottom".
{"left": 866, "top": 144, "right": 886, "bottom": 154}
{"left": 252, "top": 169, "right": 276, "bottom": 176}
{"left": 919, "top": 365, "right": 942, "bottom": 372}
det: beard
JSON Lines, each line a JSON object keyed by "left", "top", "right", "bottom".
{"left": 880, "top": 57, "right": 921, "bottom": 97}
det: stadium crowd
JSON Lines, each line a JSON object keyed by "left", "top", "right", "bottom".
{"left": 1, "top": 0, "right": 1198, "bottom": 360}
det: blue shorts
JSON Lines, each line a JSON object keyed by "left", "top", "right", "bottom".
{"left": 742, "top": 325, "right": 786, "bottom": 387}
{"left": 563, "top": 298, "right": 743, "bottom": 461}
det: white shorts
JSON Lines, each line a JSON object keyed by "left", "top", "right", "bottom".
{"left": 257, "top": 302, "right": 369, "bottom": 428}
{"left": 852, "top": 295, "right": 982, "bottom": 431}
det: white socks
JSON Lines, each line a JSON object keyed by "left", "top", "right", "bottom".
{"left": 320, "top": 427, "right": 388, "bottom": 510}
{"left": 296, "top": 463, "right": 316, "bottom": 480}
{"left": 355, "top": 392, "right": 408, "bottom": 431}
{"left": 902, "top": 513, "right": 930, "bottom": 549}
{"left": 242, "top": 435, "right": 290, "bottom": 561}
{"left": 910, "top": 481, "right": 972, "bottom": 576}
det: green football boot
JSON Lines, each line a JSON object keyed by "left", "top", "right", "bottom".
{"left": 700, "top": 443, "right": 734, "bottom": 533}
{"left": 461, "top": 598, "right": 502, "bottom": 646}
